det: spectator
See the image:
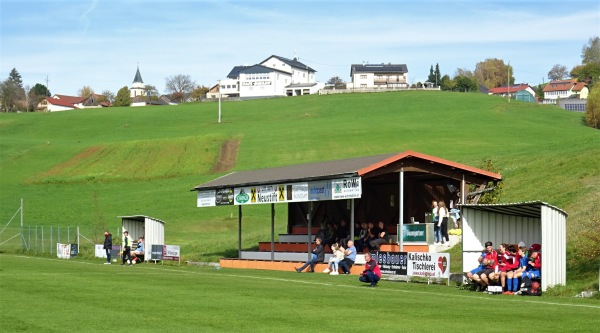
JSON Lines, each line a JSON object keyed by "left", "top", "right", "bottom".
{"left": 337, "top": 219, "right": 351, "bottom": 248}
{"left": 339, "top": 240, "right": 357, "bottom": 274}
{"left": 121, "top": 230, "right": 133, "bottom": 266}
{"left": 505, "top": 245, "right": 529, "bottom": 294}
{"left": 103, "top": 230, "right": 112, "bottom": 265}
{"left": 365, "top": 222, "right": 377, "bottom": 251}
{"left": 131, "top": 237, "right": 144, "bottom": 263}
{"left": 369, "top": 221, "right": 390, "bottom": 251}
{"left": 471, "top": 241, "right": 498, "bottom": 291}
{"left": 438, "top": 201, "right": 450, "bottom": 245}
{"left": 295, "top": 237, "right": 325, "bottom": 273}
{"left": 359, "top": 252, "right": 381, "bottom": 287}
{"left": 323, "top": 243, "right": 345, "bottom": 275}
{"left": 355, "top": 222, "right": 368, "bottom": 252}
{"left": 432, "top": 200, "right": 441, "bottom": 245}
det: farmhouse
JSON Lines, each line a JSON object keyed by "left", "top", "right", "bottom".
{"left": 44, "top": 94, "right": 110, "bottom": 112}
{"left": 346, "top": 63, "right": 409, "bottom": 89}
{"left": 542, "top": 79, "right": 589, "bottom": 104}
{"left": 488, "top": 84, "right": 536, "bottom": 102}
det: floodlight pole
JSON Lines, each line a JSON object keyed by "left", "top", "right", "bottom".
{"left": 218, "top": 80, "right": 222, "bottom": 124}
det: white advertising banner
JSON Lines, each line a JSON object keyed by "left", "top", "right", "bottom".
{"left": 95, "top": 244, "right": 106, "bottom": 258}
{"left": 406, "top": 252, "right": 450, "bottom": 278}
{"left": 331, "top": 177, "right": 362, "bottom": 200}
{"left": 57, "top": 243, "right": 71, "bottom": 259}
{"left": 162, "top": 245, "right": 181, "bottom": 261}
{"left": 197, "top": 190, "right": 216, "bottom": 207}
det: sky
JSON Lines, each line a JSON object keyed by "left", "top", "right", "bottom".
{"left": 1, "top": 0, "right": 599, "bottom": 96}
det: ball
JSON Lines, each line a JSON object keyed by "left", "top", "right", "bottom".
{"left": 131, "top": 260, "right": 136, "bottom": 265}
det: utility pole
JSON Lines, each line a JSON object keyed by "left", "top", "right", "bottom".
{"left": 218, "top": 80, "right": 222, "bottom": 124}
{"left": 507, "top": 61, "right": 511, "bottom": 103}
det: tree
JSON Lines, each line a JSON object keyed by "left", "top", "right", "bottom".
{"left": 78, "top": 85, "right": 94, "bottom": 97}
{"left": 453, "top": 75, "right": 478, "bottom": 92}
{"left": 435, "top": 63, "right": 441, "bottom": 86}
{"left": 191, "top": 85, "right": 209, "bottom": 101}
{"left": 585, "top": 87, "right": 600, "bottom": 129}
{"left": 570, "top": 62, "right": 600, "bottom": 88}
{"left": 0, "top": 79, "right": 22, "bottom": 112}
{"left": 165, "top": 74, "right": 196, "bottom": 103}
{"left": 548, "top": 64, "right": 568, "bottom": 81}
{"left": 581, "top": 36, "right": 600, "bottom": 65}
{"left": 100, "top": 90, "right": 115, "bottom": 103}
{"left": 474, "top": 58, "right": 514, "bottom": 89}
{"left": 326, "top": 76, "right": 345, "bottom": 88}
{"left": 455, "top": 68, "right": 474, "bottom": 78}
{"left": 114, "top": 86, "right": 131, "bottom": 107}
{"left": 8, "top": 68, "right": 23, "bottom": 88}
{"left": 31, "top": 83, "right": 50, "bottom": 97}
{"left": 440, "top": 74, "right": 455, "bottom": 91}
{"left": 427, "top": 65, "right": 435, "bottom": 84}
{"left": 144, "top": 85, "right": 159, "bottom": 100}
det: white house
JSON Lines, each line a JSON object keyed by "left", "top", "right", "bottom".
{"left": 217, "top": 55, "right": 323, "bottom": 100}
{"left": 45, "top": 94, "right": 110, "bottom": 112}
{"left": 542, "top": 79, "right": 589, "bottom": 104}
{"left": 347, "top": 63, "right": 409, "bottom": 89}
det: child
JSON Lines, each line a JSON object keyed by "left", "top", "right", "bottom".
{"left": 323, "top": 243, "right": 345, "bottom": 275}
{"left": 522, "top": 245, "right": 541, "bottom": 279}
{"left": 505, "top": 246, "right": 529, "bottom": 294}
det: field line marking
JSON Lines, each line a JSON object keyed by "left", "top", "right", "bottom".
{"left": 5, "top": 255, "right": 600, "bottom": 310}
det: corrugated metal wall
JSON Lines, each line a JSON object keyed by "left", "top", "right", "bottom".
{"left": 121, "top": 217, "right": 165, "bottom": 259}
{"left": 461, "top": 204, "right": 566, "bottom": 291}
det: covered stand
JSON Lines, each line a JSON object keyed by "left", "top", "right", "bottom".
{"left": 118, "top": 215, "right": 165, "bottom": 261}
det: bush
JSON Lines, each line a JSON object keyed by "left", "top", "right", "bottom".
{"left": 586, "top": 88, "right": 600, "bottom": 129}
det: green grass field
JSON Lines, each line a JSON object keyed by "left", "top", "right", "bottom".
{"left": 1, "top": 91, "right": 599, "bottom": 288}
{"left": 1, "top": 254, "right": 598, "bottom": 332}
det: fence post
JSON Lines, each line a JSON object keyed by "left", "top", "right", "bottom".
{"left": 77, "top": 226, "right": 80, "bottom": 254}
{"left": 28, "top": 226, "right": 31, "bottom": 251}
{"left": 68, "top": 226, "right": 70, "bottom": 243}
{"left": 57, "top": 226, "right": 60, "bottom": 244}
{"left": 42, "top": 226, "right": 44, "bottom": 254}
{"left": 20, "top": 198, "right": 24, "bottom": 250}
{"left": 50, "top": 226, "right": 53, "bottom": 255}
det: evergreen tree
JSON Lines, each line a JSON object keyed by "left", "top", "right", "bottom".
{"left": 427, "top": 65, "right": 435, "bottom": 83}
{"left": 435, "top": 63, "right": 441, "bottom": 86}
{"left": 8, "top": 68, "right": 23, "bottom": 88}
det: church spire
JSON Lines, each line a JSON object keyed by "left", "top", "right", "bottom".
{"left": 133, "top": 66, "right": 144, "bottom": 84}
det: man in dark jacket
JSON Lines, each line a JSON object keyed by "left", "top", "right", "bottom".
{"left": 359, "top": 252, "right": 382, "bottom": 287}
{"left": 103, "top": 230, "right": 112, "bottom": 264}
{"left": 295, "top": 237, "right": 325, "bottom": 273}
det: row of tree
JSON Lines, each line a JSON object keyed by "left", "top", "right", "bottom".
{"left": 0, "top": 70, "right": 210, "bottom": 112}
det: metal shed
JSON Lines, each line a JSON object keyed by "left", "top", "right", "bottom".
{"left": 118, "top": 215, "right": 165, "bottom": 259}
{"left": 460, "top": 202, "right": 567, "bottom": 291}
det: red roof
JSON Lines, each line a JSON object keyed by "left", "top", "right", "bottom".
{"left": 573, "top": 82, "right": 587, "bottom": 92}
{"left": 543, "top": 79, "right": 578, "bottom": 92}
{"left": 488, "top": 84, "right": 530, "bottom": 95}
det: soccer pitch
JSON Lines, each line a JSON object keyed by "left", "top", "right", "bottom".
{"left": 1, "top": 255, "right": 598, "bottom": 332}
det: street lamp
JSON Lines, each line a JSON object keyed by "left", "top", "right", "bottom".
{"left": 218, "top": 80, "right": 222, "bottom": 124}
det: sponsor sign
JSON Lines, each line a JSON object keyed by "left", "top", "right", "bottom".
{"left": 308, "top": 180, "right": 332, "bottom": 201}
{"left": 95, "top": 244, "right": 105, "bottom": 258}
{"left": 162, "top": 245, "right": 181, "bottom": 261}
{"left": 403, "top": 224, "right": 428, "bottom": 243}
{"left": 376, "top": 251, "right": 450, "bottom": 278}
{"left": 57, "top": 243, "right": 71, "bottom": 259}
{"left": 197, "top": 190, "right": 216, "bottom": 207}
{"left": 331, "top": 177, "right": 361, "bottom": 200}
{"left": 215, "top": 188, "right": 234, "bottom": 206}
{"left": 151, "top": 244, "right": 164, "bottom": 260}
{"left": 289, "top": 183, "right": 309, "bottom": 202}
{"left": 376, "top": 251, "right": 408, "bottom": 275}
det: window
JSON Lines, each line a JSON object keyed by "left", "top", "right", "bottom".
{"left": 360, "top": 75, "right": 367, "bottom": 79}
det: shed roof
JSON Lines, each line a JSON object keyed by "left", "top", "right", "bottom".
{"left": 193, "top": 150, "right": 502, "bottom": 191}
{"left": 118, "top": 215, "right": 166, "bottom": 224}
{"left": 460, "top": 201, "right": 568, "bottom": 218}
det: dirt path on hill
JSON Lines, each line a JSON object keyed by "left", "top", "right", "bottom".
{"left": 210, "top": 139, "right": 240, "bottom": 173}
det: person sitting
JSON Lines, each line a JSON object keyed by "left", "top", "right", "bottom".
{"left": 359, "top": 252, "right": 381, "bottom": 287}
{"left": 471, "top": 241, "right": 498, "bottom": 291}
{"left": 339, "top": 240, "right": 357, "bottom": 274}
{"left": 295, "top": 237, "right": 325, "bottom": 273}
{"left": 522, "top": 244, "right": 541, "bottom": 280}
{"left": 355, "top": 222, "right": 368, "bottom": 252}
{"left": 369, "top": 221, "right": 390, "bottom": 251}
{"left": 505, "top": 245, "right": 529, "bottom": 294}
{"left": 131, "top": 237, "right": 144, "bottom": 263}
{"left": 465, "top": 251, "right": 486, "bottom": 283}
{"left": 337, "top": 219, "right": 350, "bottom": 248}
{"left": 323, "top": 242, "right": 345, "bottom": 275}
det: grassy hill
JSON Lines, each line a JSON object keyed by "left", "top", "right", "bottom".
{"left": 1, "top": 91, "right": 598, "bottom": 288}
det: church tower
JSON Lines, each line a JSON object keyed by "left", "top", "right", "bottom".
{"left": 130, "top": 66, "right": 145, "bottom": 98}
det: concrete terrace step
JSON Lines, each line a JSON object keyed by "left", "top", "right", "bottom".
{"left": 240, "top": 251, "right": 367, "bottom": 265}
{"left": 258, "top": 242, "right": 331, "bottom": 252}
{"left": 278, "top": 234, "right": 315, "bottom": 242}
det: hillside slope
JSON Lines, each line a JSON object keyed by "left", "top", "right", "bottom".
{"left": 1, "top": 91, "right": 598, "bottom": 282}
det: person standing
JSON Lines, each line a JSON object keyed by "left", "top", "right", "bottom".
{"left": 438, "top": 201, "right": 450, "bottom": 245}
{"left": 295, "top": 237, "right": 325, "bottom": 273}
{"left": 121, "top": 230, "right": 133, "bottom": 266}
{"left": 359, "top": 252, "right": 381, "bottom": 287}
{"left": 432, "top": 200, "right": 441, "bottom": 245}
{"left": 103, "top": 230, "right": 112, "bottom": 264}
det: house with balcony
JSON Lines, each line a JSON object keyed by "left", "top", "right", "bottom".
{"left": 347, "top": 63, "right": 409, "bottom": 89}
{"left": 542, "top": 79, "right": 589, "bottom": 104}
